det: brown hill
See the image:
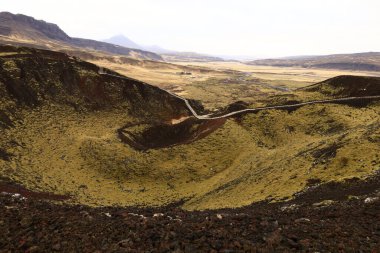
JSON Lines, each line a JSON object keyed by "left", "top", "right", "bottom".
{"left": 0, "top": 12, "right": 162, "bottom": 61}
{"left": 301, "top": 75, "right": 380, "bottom": 97}
{"left": 248, "top": 53, "right": 380, "bottom": 72}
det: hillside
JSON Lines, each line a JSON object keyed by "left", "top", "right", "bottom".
{"left": 1, "top": 45, "right": 380, "bottom": 212}
{"left": 0, "top": 12, "right": 162, "bottom": 61}
{"left": 248, "top": 52, "right": 380, "bottom": 72}
{"left": 301, "top": 75, "right": 380, "bottom": 97}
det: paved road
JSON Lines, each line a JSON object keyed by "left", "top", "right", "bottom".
{"left": 99, "top": 68, "right": 380, "bottom": 120}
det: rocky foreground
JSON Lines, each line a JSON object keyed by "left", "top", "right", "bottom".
{"left": 0, "top": 184, "right": 379, "bottom": 253}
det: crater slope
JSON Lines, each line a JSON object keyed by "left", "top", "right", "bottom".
{"left": 1, "top": 45, "right": 380, "bottom": 210}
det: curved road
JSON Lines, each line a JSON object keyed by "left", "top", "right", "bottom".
{"left": 98, "top": 68, "right": 380, "bottom": 120}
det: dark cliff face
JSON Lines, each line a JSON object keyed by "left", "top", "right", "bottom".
{"left": 0, "top": 45, "right": 189, "bottom": 125}
{"left": 0, "top": 12, "right": 163, "bottom": 61}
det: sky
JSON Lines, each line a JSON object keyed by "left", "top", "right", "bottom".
{"left": 1, "top": 0, "right": 380, "bottom": 58}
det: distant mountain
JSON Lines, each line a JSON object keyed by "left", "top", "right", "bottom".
{"left": 103, "top": 35, "right": 176, "bottom": 53}
{"left": 103, "top": 34, "right": 143, "bottom": 50}
{"left": 104, "top": 34, "right": 224, "bottom": 62}
{"left": 162, "top": 52, "right": 224, "bottom": 62}
{"left": 247, "top": 52, "right": 380, "bottom": 72}
{"left": 0, "top": 12, "right": 163, "bottom": 61}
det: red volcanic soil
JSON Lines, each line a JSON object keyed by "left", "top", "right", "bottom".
{"left": 118, "top": 118, "right": 226, "bottom": 150}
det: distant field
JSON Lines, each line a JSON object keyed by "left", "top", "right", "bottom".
{"left": 174, "top": 62, "right": 380, "bottom": 85}
{"left": 92, "top": 59, "right": 380, "bottom": 109}
{"left": 4, "top": 26, "right": 380, "bottom": 110}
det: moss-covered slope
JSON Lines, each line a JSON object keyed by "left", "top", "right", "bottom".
{"left": 1, "top": 45, "right": 379, "bottom": 210}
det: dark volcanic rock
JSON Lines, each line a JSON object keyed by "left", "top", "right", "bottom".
{"left": 0, "top": 172, "right": 379, "bottom": 252}
{"left": 0, "top": 191, "right": 379, "bottom": 252}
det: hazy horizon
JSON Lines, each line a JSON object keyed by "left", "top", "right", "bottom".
{"left": 1, "top": 0, "right": 380, "bottom": 58}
